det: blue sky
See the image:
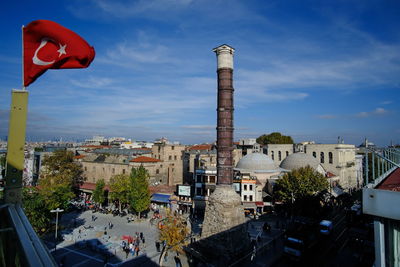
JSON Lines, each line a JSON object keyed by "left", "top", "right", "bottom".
{"left": 0, "top": 0, "right": 399, "bottom": 146}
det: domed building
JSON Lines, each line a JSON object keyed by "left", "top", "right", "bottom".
{"left": 234, "top": 153, "right": 282, "bottom": 213}
{"left": 279, "top": 152, "right": 326, "bottom": 175}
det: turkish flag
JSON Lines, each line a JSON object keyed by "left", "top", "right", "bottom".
{"left": 23, "top": 20, "right": 95, "bottom": 87}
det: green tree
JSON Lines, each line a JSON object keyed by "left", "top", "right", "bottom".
{"left": 38, "top": 150, "right": 83, "bottom": 210}
{"left": 40, "top": 150, "right": 84, "bottom": 188}
{"left": 92, "top": 179, "right": 105, "bottom": 207}
{"left": 129, "top": 165, "right": 151, "bottom": 218}
{"left": 256, "top": 132, "right": 294, "bottom": 145}
{"left": 274, "top": 166, "right": 329, "bottom": 204}
{"left": 22, "top": 187, "right": 51, "bottom": 234}
{"left": 109, "top": 174, "right": 130, "bottom": 212}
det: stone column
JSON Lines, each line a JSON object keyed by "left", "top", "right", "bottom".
{"left": 197, "top": 46, "right": 248, "bottom": 265}
{"left": 213, "top": 44, "right": 234, "bottom": 185}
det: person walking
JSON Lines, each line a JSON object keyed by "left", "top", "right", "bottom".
{"left": 140, "top": 232, "right": 143, "bottom": 242}
{"left": 155, "top": 241, "right": 160, "bottom": 252}
{"left": 174, "top": 254, "right": 182, "bottom": 267}
{"left": 142, "top": 237, "right": 146, "bottom": 248}
{"left": 135, "top": 246, "right": 139, "bottom": 257}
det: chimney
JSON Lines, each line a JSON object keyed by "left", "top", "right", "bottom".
{"left": 213, "top": 44, "right": 235, "bottom": 185}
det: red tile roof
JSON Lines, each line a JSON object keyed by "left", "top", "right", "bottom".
{"left": 80, "top": 182, "right": 110, "bottom": 191}
{"left": 326, "top": 172, "right": 336, "bottom": 178}
{"left": 130, "top": 156, "right": 161, "bottom": 163}
{"left": 149, "top": 185, "right": 176, "bottom": 194}
{"left": 377, "top": 168, "right": 400, "bottom": 191}
{"left": 188, "top": 144, "right": 213, "bottom": 151}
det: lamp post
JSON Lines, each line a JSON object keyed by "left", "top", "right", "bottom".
{"left": 50, "top": 208, "right": 64, "bottom": 245}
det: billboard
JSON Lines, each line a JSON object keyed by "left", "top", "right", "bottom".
{"left": 178, "top": 185, "right": 191, "bottom": 196}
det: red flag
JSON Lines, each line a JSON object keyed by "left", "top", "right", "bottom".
{"left": 23, "top": 20, "right": 95, "bottom": 87}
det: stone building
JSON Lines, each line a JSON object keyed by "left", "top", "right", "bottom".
{"left": 263, "top": 144, "right": 295, "bottom": 165}
{"left": 151, "top": 142, "right": 186, "bottom": 185}
{"left": 263, "top": 143, "right": 357, "bottom": 190}
{"left": 303, "top": 143, "right": 357, "bottom": 189}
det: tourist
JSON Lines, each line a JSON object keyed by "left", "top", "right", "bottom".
{"left": 155, "top": 241, "right": 160, "bottom": 252}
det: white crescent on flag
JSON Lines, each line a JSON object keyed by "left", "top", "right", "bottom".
{"left": 32, "top": 38, "right": 67, "bottom": 66}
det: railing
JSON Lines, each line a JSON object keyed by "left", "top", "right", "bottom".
{"left": 364, "top": 148, "right": 400, "bottom": 188}
{"left": 0, "top": 203, "right": 57, "bottom": 267}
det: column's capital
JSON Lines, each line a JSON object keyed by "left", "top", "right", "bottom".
{"left": 213, "top": 44, "right": 235, "bottom": 70}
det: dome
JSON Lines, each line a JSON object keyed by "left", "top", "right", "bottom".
{"left": 280, "top": 152, "right": 320, "bottom": 171}
{"left": 235, "top": 153, "right": 277, "bottom": 172}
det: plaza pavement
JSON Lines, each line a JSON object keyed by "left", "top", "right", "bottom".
{"left": 44, "top": 208, "right": 185, "bottom": 267}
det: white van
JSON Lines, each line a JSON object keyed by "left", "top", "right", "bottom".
{"left": 319, "top": 220, "right": 333, "bottom": 235}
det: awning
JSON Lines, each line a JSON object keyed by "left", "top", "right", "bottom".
{"left": 255, "top": 201, "right": 264, "bottom": 207}
{"left": 151, "top": 193, "right": 171, "bottom": 203}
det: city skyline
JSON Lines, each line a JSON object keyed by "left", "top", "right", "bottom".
{"left": 1, "top": 0, "right": 399, "bottom": 146}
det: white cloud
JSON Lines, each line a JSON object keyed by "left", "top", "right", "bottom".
{"left": 356, "top": 108, "right": 388, "bottom": 118}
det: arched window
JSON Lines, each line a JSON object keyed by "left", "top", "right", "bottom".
{"left": 312, "top": 152, "right": 316, "bottom": 158}
{"left": 271, "top": 151, "right": 274, "bottom": 160}
{"left": 320, "top": 152, "right": 325, "bottom": 163}
{"left": 304, "top": 146, "right": 307, "bottom": 153}
{"left": 286, "top": 151, "right": 289, "bottom": 157}
{"left": 329, "top": 152, "right": 333, "bottom": 164}
{"left": 278, "top": 151, "right": 282, "bottom": 161}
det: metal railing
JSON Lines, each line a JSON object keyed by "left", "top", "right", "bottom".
{"left": 364, "top": 148, "right": 400, "bottom": 188}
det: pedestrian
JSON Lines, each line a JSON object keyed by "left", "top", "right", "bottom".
{"left": 129, "top": 242, "right": 134, "bottom": 256}
{"left": 140, "top": 232, "right": 143, "bottom": 241}
{"left": 135, "top": 246, "right": 139, "bottom": 257}
{"left": 164, "top": 251, "right": 168, "bottom": 262}
{"left": 92, "top": 215, "right": 95, "bottom": 222}
{"left": 142, "top": 237, "right": 146, "bottom": 248}
{"left": 174, "top": 254, "right": 182, "bottom": 267}
{"left": 155, "top": 241, "right": 160, "bottom": 252}
{"left": 108, "top": 221, "right": 112, "bottom": 229}
{"left": 124, "top": 247, "right": 130, "bottom": 259}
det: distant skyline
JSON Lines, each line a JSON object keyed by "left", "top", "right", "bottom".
{"left": 1, "top": 0, "right": 399, "bottom": 146}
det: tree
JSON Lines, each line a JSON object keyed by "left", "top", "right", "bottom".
{"left": 22, "top": 187, "right": 52, "bottom": 234}
{"left": 38, "top": 150, "right": 83, "bottom": 210}
{"left": 256, "top": 132, "right": 294, "bottom": 145}
{"left": 158, "top": 211, "right": 189, "bottom": 266}
{"left": 129, "top": 165, "right": 151, "bottom": 218}
{"left": 40, "top": 150, "right": 84, "bottom": 189}
{"left": 274, "top": 166, "right": 329, "bottom": 204}
{"left": 109, "top": 174, "right": 130, "bottom": 212}
{"left": 92, "top": 179, "right": 105, "bottom": 207}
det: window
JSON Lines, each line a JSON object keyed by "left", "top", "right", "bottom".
{"left": 244, "top": 184, "right": 247, "bottom": 191}
{"left": 122, "top": 169, "right": 126, "bottom": 174}
{"left": 329, "top": 152, "right": 333, "bottom": 164}
{"left": 112, "top": 168, "right": 115, "bottom": 174}
{"left": 312, "top": 152, "right": 316, "bottom": 158}
{"left": 197, "top": 175, "right": 202, "bottom": 183}
{"left": 84, "top": 167, "right": 87, "bottom": 171}
{"left": 244, "top": 195, "right": 247, "bottom": 201}
{"left": 196, "top": 188, "right": 202, "bottom": 196}
{"left": 249, "top": 185, "right": 253, "bottom": 191}
{"left": 169, "top": 155, "right": 172, "bottom": 160}
{"left": 286, "top": 151, "right": 289, "bottom": 157}
{"left": 304, "top": 146, "right": 307, "bottom": 153}
{"left": 278, "top": 151, "right": 282, "bottom": 161}
{"left": 209, "top": 176, "right": 216, "bottom": 183}
{"left": 249, "top": 195, "right": 253, "bottom": 202}
{"left": 271, "top": 151, "right": 274, "bottom": 160}
{"left": 320, "top": 152, "right": 325, "bottom": 163}
{"left": 171, "top": 146, "right": 175, "bottom": 150}
{"left": 156, "top": 169, "right": 159, "bottom": 174}
{"left": 174, "top": 155, "right": 177, "bottom": 160}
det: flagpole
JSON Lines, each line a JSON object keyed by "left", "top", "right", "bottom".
{"left": 22, "top": 25, "right": 25, "bottom": 90}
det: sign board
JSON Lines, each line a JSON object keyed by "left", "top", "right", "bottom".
{"left": 178, "top": 185, "right": 191, "bottom": 196}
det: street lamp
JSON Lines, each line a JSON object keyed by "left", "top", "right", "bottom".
{"left": 50, "top": 208, "right": 64, "bottom": 243}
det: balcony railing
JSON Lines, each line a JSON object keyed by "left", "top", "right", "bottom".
{"left": 364, "top": 148, "right": 400, "bottom": 187}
